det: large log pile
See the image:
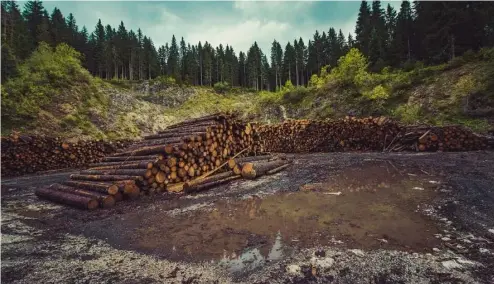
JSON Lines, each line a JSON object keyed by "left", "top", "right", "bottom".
{"left": 35, "top": 112, "right": 276, "bottom": 210}
{"left": 30, "top": 114, "right": 492, "bottom": 211}
{"left": 1, "top": 133, "right": 131, "bottom": 177}
{"left": 256, "top": 117, "right": 492, "bottom": 153}
{"left": 256, "top": 116, "right": 401, "bottom": 152}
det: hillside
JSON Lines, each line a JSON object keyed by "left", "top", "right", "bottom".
{"left": 2, "top": 44, "right": 494, "bottom": 140}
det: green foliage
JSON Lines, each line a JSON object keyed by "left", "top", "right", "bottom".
{"left": 392, "top": 104, "right": 422, "bottom": 124}
{"left": 453, "top": 74, "right": 485, "bottom": 100}
{"left": 282, "top": 80, "right": 295, "bottom": 91}
{"left": 282, "top": 87, "right": 310, "bottom": 104}
{"left": 213, "top": 81, "right": 230, "bottom": 94}
{"left": 2, "top": 43, "right": 92, "bottom": 121}
{"left": 258, "top": 90, "right": 282, "bottom": 106}
{"left": 330, "top": 48, "right": 369, "bottom": 85}
{"left": 153, "top": 76, "right": 177, "bottom": 86}
{"left": 363, "top": 84, "right": 390, "bottom": 100}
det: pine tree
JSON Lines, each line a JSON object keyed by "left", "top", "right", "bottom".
{"left": 327, "top": 27, "right": 338, "bottom": 67}
{"left": 238, "top": 51, "right": 246, "bottom": 87}
{"left": 384, "top": 4, "right": 396, "bottom": 63}
{"left": 22, "top": 0, "right": 46, "bottom": 51}
{"left": 116, "top": 21, "right": 128, "bottom": 79}
{"left": 93, "top": 19, "right": 105, "bottom": 77}
{"left": 282, "top": 42, "right": 295, "bottom": 85}
{"left": 392, "top": 0, "right": 414, "bottom": 65}
{"left": 168, "top": 35, "right": 179, "bottom": 80}
{"left": 337, "top": 29, "right": 347, "bottom": 56}
{"left": 50, "top": 7, "right": 67, "bottom": 46}
{"left": 179, "top": 36, "right": 187, "bottom": 82}
{"left": 369, "top": 0, "right": 386, "bottom": 66}
{"left": 355, "top": 0, "right": 372, "bottom": 55}
{"left": 66, "top": 13, "right": 77, "bottom": 46}
{"left": 297, "top": 38, "right": 306, "bottom": 86}
{"left": 37, "top": 10, "right": 51, "bottom": 45}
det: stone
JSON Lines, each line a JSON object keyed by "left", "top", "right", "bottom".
{"left": 315, "top": 257, "right": 335, "bottom": 269}
{"left": 442, "top": 260, "right": 462, "bottom": 269}
{"left": 479, "top": 248, "right": 490, "bottom": 254}
{"left": 456, "top": 258, "right": 476, "bottom": 266}
{"left": 315, "top": 249, "right": 326, "bottom": 258}
{"left": 441, "top": 237, "right": 451, "bottom": 241}
{"left": 286, "top": 264, "right": 301, "bottom": 275}
{"left": 433, "top": 248, "right": 440, "bottom": 252}
{"left": 349, "top": 249, "right": 365, "bottom": 257}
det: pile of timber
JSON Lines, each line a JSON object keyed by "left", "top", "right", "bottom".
{"left": 1, "top": 133, "right": 131, "bottom": 177}
{"left": 34, "top": 112, "right": 273, "bottom": 210}
{"left": 385, "top": 125, "right": 490, "bottom": 152}
{"left": 256, "top": 116, "right": 401, "bottom": 152}
{"left": 183, "top": 154, "right": 292, "bottom": 193}
{"left": 257, "top": 116, "right": 492, "bottom": 153}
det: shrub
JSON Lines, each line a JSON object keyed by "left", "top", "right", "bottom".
{"left": 331, "top": 48, "right": 368, "bottom": 86}
{"left": 282, "top": 87, "right": 310, "bottom": 104}
{"left": 453, "top": 74, "right": 485, "bottom": 99}
{"left": 2, "top": 42, "right": 92, "bottom": 120}
{"left": 213, "top": 81, "right": 230, "bottom": 94}
{"left": 478, "top": 47, "right": 494, "bottom": 61}
{"left": 363, "top": 85, "right": 390, "bottom": 100}
{"left": 392, "top": 104, "right": 422, "bottom": 124}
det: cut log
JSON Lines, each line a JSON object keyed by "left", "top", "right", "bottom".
{"left": 102, "top": 155, "right": 157, "bottom": 162}
{"left": 70, "top": 174, "right": 143, "bottom": 182}
{"left": 88, "top": 161, "right": 153, "bottom": 170}
{"left": 183, "top": 171, "right": 236, "bottom": 191}
{"left": 48, "top": 183, "right": 115, "bottom": 208}
{"left": 62, "top": 180, "right": 119, "bottom": 195}
{"left": 144, "top": 131, "right": 207, "bottom": 140}
{"left": 241, "top": 159, "right": 291, "bottom": 179}
{"left": 88, "top": 160, "right": 155, "bottom": 168}
{"left": 184, "top": 175, "right": 240, "bottom": 193}
{"left": 35, "top": 186, "right": 99, "bottom": 210}
{"left": 79, "top": 169, "right": 148, "bottom": 176}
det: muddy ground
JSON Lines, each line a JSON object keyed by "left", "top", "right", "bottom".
{"left": 2, "top": 152, "right": 494, "bottom": 283}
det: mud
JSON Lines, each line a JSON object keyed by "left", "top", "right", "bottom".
{"left": 2, "top": 152, "right": 494, "bottom": 283}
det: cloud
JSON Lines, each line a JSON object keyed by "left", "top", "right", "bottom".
{"left": 42, "top": 1, "right": 365, "bottom": 57}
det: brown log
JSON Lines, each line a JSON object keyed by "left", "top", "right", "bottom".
{"left": 48, "top": 183, "right": 115, "bottom": 208}
{"left": 184, "top": 175, "right": 240, "bottom": 193}
{"left": 62, "top": 180, "right": 119, "bottom": 195}
{"left": 79, "top": 169, "right": 148, "bottom": 176}
{"left": 35, "top": 186, "right": 99, "bottom": 210}
{"left": 88, "top": 160, "right": 155, "bottom": 168}
{"left": 98, "top": 180, "right": 140, "bottom": 199}
{"left": 70, "top": 174, "right": 143, "bottom": 182}
{"left": 184, "top": 171, "right": 236, "bottom": 191}
{"left": 241, "top": 159, "right": 291, "bottom": 179}
{"left": 88, "top": 161, "right": 153, "bottom": 170}
{"left": 144, "top": 131, "right": 207, "bottom": 140}
{"left": 102, "top": 155, "right": 157, "bottom": 162}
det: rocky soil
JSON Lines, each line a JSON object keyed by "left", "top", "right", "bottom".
{"left": 2, "top": 152, "right": 494, "bottom": 283}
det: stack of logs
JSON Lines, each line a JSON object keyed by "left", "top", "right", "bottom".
{"left": 1, "top": 133, "right": 131, "bottom": 177}
{"left": 34, "top": 113, "right": 273, "bottom": 210}
{"left": 385, "top": 125, "right": 490, "bottom": 152}
{"left": 257, "top": 116, "right": 492, "bottom": 153}
{"left": 256, "top": 116, "right": 402, "bottom": 152}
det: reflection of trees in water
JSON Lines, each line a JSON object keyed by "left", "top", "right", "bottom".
{"left": 219, "top": 231, "right": 283, "bottom": 274}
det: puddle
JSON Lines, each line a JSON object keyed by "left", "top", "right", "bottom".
{"left": 86, "top": 161, "right": 442, "bottom": 274}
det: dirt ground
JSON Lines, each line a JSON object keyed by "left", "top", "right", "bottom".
{"left": 2, "top": 152, "right": 494, "bottom": 283}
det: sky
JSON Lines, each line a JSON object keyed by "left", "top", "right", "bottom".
{"left": 36, "top": 1, "right": 401, "bottom": 56}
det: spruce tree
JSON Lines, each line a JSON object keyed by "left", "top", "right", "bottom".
{"left": 355, "top": 0, "right": 372, "bottom": 55}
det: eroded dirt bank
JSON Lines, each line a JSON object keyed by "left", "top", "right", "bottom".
{"left": 2, "top": 152, "right": 494, "bottom": 283}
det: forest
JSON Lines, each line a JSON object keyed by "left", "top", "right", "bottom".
{"left": 1, "top": 1, "right": 494, "bottom": 90}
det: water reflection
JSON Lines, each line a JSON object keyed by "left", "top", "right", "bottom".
{"left": 219, "top": 231, "right": 283, "bottom": 273}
